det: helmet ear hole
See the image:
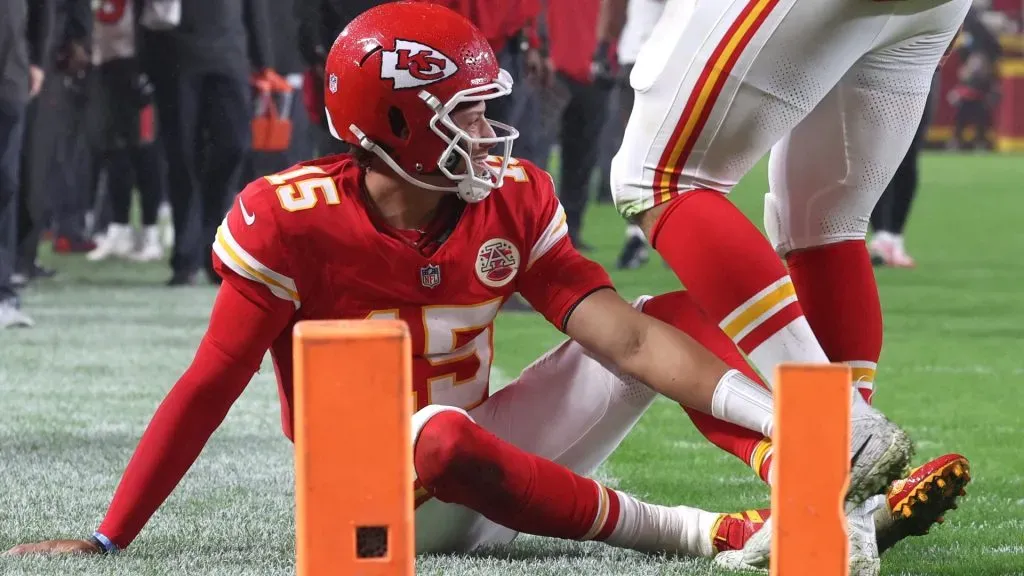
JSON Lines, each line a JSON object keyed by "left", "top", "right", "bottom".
{"left": 388, "top": 106, "right": 409, "bottom": 140}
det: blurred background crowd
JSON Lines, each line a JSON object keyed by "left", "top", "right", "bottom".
{"left": 0, "top": 0, "right": 1021, "bottom": 328}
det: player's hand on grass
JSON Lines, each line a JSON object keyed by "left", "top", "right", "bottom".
{"left": 4, "top": 539, "right": 102, "bottom": 556}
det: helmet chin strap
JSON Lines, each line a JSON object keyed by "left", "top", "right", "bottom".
{"left": 348, "top": 123, "right": 494, "bottom": 203}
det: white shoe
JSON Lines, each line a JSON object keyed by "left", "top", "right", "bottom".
{"left": 132, "top": 226, "right": 165, "bottom": 262}
{"left": 87, "top": 224, "right": 136, "bottom": 261}
{"left": 848, "top": 394, "right": 914, "bottom": 510}
{"left": 0, "top": 299, "right": 34, "bottom": 328}
{"left": 848, "top": 498, "right": 882, "bottom": 576}
{"left": 713, "top": 506, "right": 881, "bottom": 576}
{"left": 870, "top": 232, "right": 916, "bottom": 268}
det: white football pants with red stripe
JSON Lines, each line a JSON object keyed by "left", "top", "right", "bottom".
{"left": 610, "top": 0, "right": 969, "bottom": 252}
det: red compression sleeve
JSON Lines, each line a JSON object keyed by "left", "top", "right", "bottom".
{"left": 96, "top": 283, "right": 294, "bottom": 549}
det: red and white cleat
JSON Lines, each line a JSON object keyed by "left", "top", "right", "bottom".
{"left": 711, "top": 508, "right": 770, "bottom": 554}
{"left": 876, "top": 453, "right": 971, "bottom": 553}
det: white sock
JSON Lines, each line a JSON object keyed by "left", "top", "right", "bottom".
{"left": 851, "top": 387, "right": 874, "bottom": 419}
{"left": 711, "top": 369, "right": 775, "bottom": 437}
{"left": 745, "top": 316, "right": 831, "bottom": 389}
{"left": 601, "top": 490, "right": 718, "bottom": 557}
{"left": 717, "top": 276, "right": 831, "bottom": 389}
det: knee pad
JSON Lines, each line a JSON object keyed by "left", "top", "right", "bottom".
{"left": 608, "top": 151, "right": 632, "bottom": 218}
{"left": 411, "top": 405, "right": 471, "bottom": 447}
{"left": 763, "top": 190, "right": 870, "bottom": 257}
{"left": 763, "top": 191, "right": 790, "bottom": 256}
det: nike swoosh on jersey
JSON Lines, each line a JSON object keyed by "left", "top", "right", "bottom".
{"left": 240, "top": 198, "right": 256, "bottom": 225}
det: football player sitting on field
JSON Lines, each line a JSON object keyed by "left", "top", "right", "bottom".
{"left": 5, "top": 2, "right": 952, "bottom": 563}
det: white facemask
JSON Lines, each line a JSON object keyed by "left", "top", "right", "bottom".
{"left": 333, "top": 69, "right": 520, "bottom": 203}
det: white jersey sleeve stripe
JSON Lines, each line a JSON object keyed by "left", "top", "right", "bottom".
{"left": 528, "top": 202, "right": 569, "bottom": 268}
{"left": 213, "top": 219, "right": 301, "bottom": 307}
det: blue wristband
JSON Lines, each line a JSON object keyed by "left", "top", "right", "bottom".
{"left": 91, "top": 531, "right": 119, "bottom": 554}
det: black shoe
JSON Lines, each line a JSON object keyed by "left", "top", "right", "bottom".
{"left": 616, "top": 236, "right": 650, "bottom": 270}
{"left": 167, "top": 270, "right": 198, "bottom": 286}
{"left": 10, "top": 263, "right": 57, "bottom": 288}
{"left": 31, "top": 264, "right": 57, "bottom": 279}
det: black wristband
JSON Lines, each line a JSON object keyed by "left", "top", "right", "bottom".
{"left": 89, "top": 532, "right": 118, "bottom": 554}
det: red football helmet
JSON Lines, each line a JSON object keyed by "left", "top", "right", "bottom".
{"left": 324, "top": 2, "right": 518, "bottom": 203}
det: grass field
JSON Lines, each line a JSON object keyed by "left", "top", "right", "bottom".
{"left": 1, "top": 153, "right": 1023, "bottom": 576}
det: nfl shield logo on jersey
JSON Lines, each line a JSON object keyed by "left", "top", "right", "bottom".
{"left": 420, "top": 264, "right": 441, "bottom": 289}
{"left": 328, "top": 73, "right": 338, "bottom": 94}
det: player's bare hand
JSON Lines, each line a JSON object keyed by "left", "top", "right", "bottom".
{"left": 3, "top": 539, "right": 101, "bottom": 556}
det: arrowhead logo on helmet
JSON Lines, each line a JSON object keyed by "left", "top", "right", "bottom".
{"left": 381, "top": 39, "right": 459, "bottom": 90}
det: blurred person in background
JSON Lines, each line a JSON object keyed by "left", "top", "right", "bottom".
{"left": 0, "top": 0, "right": 53, "bottom": 328}
{"left": 948, "top": 6, "right": 1001, "bottom": 151}
{"left": 86, "top": 0, "right": 164, "bottom": 263}
{"left": 594, "top": 0, "right": 664, "bottom": 269}
{"left": 536, "top": 0, "right": 610, "bottom": 251}
{"left": 142, "top": 0, "right": 276, "bottom": 286}
{"left": 13, "top": 0, "right": 93, "bottom": 288}
{"left": 295, "top": 0, "right": 385, "bottom": 158}
{"left": 244, "top": 0, "right": 314, "bottom": 178}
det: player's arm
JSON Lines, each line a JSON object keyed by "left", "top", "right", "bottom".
{"left": 596, "top": 0, "right": 629, "bottom": 44}
{"left": 565, "top": 288, "right": 742, "bottom": 410}
{"left": 3, "top": 282, "right": 295, "bottom": 556}
{"left": 5, "top": 187, "right": 300, "bottom": 556}
{"left": 520, "top": 238, "right": 737, "bottom": 412}
{"left": 517, "top": 170, "right": 769, "bottom": 434}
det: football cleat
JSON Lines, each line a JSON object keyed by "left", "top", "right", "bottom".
{"left": 875, "top": 453, "right": 971, "bottom": 553}
{"left": 714, "top": 507, "right": 881, "bottom": 576}
{"left": 847, "top": 402, "right": 914, "bottom": 510}
{"left": 711, "top": 508, "right": 770, "bottom": 554}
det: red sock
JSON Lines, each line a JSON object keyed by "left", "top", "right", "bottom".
{"left": 787, "top": 241, "right": 882, "bottom": 403}
{"left": 650, "top": 192, "right": 828, "bottom": 384}
{"left": 643, "top": 291, "right": 773, "bottom": 484}
{"left": 414, "top": 411, "right": 620, "bottom": 541}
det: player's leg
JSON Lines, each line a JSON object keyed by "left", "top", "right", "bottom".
{"left": 412, "top": 322, "right": 764, "bottom": 556}
{"left": 765, "top": 0, "right": 969, "bottom": 403}
{"left": 641, "top": 291, "right": 775, "bottom": 484}
{"left": 646, "top": 291, "right": 971, "bottom": 556}
{"left": 612, "top": 0, "right": 884, "bottom": 387}
{"left": 410, "top": 404, "right": 518, "bottom": 554}
{"left": 759, "top": 1, "right": 972, "bottom": 559}
{"left": 611, "top": 0, "right": 968, "bottom": 389}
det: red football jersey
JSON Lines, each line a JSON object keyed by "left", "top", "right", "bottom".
{"left": 212, "top": 154, "right": 612, "bottom": 437}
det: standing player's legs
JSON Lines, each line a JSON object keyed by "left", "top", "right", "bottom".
{"left": 766, "top": 0, "right": 969, "bottom": 403}
{"left": 611, "top": 0, "right": 902, "bottom": 386}
{"left": 411, "top": 313, "right": 763, "bottom": 556}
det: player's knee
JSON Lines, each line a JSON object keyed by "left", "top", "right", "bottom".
{"left": 763, "top": 191, "right": 870, "bottom": 257}
{"left": 414, "top": 409, "right": 479, "bottom": 490}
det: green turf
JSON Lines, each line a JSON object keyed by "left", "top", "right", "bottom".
{"left": 2, "top": 153, "right": 1023, "bottom": 575}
